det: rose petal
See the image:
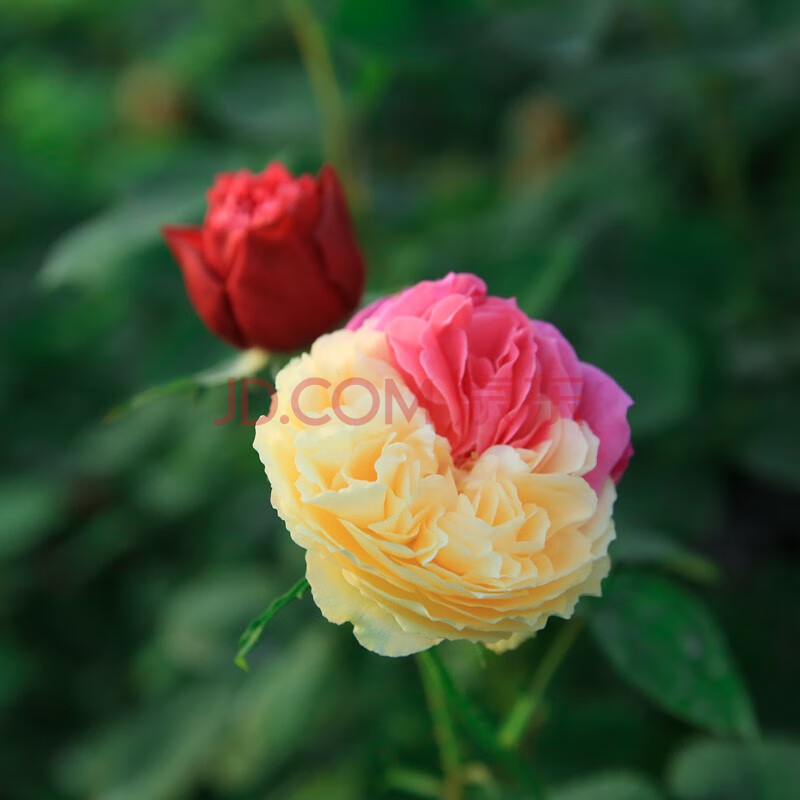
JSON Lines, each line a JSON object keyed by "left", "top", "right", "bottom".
{"left": 161, "top": 225, "right": 246, "bottom": 348}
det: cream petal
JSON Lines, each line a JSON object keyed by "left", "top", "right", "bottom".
{"left": 306, "top": 550, "right": 440, "bottom": 656}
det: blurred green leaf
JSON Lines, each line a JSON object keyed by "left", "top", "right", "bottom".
{"left": 158, "top": 569, "right": 276, "bottom": 671}
{"left": 588, "top": 572, "right": 757, "bottom": 737}
{"left": 56, "top": 684, "right": 231, "bottom": 800}
{"left": 214, "top": 628, "right": 335, "bottom": 789}
{"left": 39, "top": 186, "right": 204, "bottom": 290}
{"left": 0, "top": 476, "right": 63, "bottom": 559}
{"left": 74, "top": 399, "right": 180, "bottom": 476}
{"left": 551, "top": 772, "right": 663, "bottom": 800}
{"left": 579, "top": 311, "right": 699, "bottom": 437}
{"left": 274, "top": 762, "right": 365, "bottom": 800}
{"left": 612, "top": 528, "right": 719, "bottom": 584}
{"left": 130, "top": 394, "right": 246, "bottom": 518}
{"left": 668, "top": 738, "right": 800, "bottom": 800}
{"left": 384, "top": 767, "right": 442, "bottom": 799}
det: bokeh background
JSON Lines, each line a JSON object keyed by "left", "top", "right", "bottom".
{"left": 2, "top": 1, "right": 799, "bottom": 798}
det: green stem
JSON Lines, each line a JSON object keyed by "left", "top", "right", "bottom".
{"left": 282, "top": 0, "right": 362, "bottom": 207}
{"left": 423, "top": 648, "right": 545, "bottom": 798}
{"left": 498, "top": 619, "right": 584, "bottom": 749}
{"left": 106, "top": 347, "right": 271, "bottom": 420}
{"left": 417, "top": 651, "right": 463, "bottom": 800}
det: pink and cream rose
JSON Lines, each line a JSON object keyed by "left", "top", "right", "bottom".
{"left": 254, "top": 273, "right": 632, "bottom": 656}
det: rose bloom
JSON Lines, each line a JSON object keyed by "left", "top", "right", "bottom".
{"left": 254, "top": 274, "right": 632, "bottom": 656}
{"left": 163, "top": 163, "right": 365, "bottom": 352}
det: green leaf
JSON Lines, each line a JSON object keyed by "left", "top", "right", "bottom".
{"left": 588, "top": 572, "right": 757, "bottom": 737}
{"left": 384, "top": 768, "right": 442, "bottom": 799}
{"left": 55, "top": 684, "right": 231, "bottom": 800}
{"left": 235, "top": 576, "right": 310, "bottom": 671}
{"left": 277, "top": 762, "right": 365, "bottom": 800}
{"left": 157, "top": 569, "right": 277, "bottom": 671}
{"left": 551, "top": 772, "right": 663, "bottom": 800}
{"left": 39, "top": 186, "right": 204, "bottom": 290}
{"left": 215, "top": 629, "right": 336, "bottom": 789}
{"left": 0, "top": 477, "right": 64, "bottom": 559}
{"left": 669, "top": 738, "right": 800, "bottom": 800}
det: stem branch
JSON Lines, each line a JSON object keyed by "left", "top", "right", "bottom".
{"left": 422, "top": 648, "right": 545, "bottom": 798}
{"left": 498, "top": 618, "right": 584, "bottom": 749}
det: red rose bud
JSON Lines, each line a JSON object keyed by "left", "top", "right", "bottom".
{"left": 162, "top": 163, "right": 365, "bottom": 351}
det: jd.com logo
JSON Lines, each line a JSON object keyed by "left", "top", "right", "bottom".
{"left": 214, "top": 377, "right": 584, "bottom": 427}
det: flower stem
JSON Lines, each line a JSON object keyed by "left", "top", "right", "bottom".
{"left": 417, "top": 650, "right": 463, "bottom": 800}
{"left": 497, "top": 618, "right": 584, "bottom": 749}
{"left": 282, "top": 0, "right": 362, "bottom": 207}
{"left": 421, "top": 648, "right": 545, "bottom": 798}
